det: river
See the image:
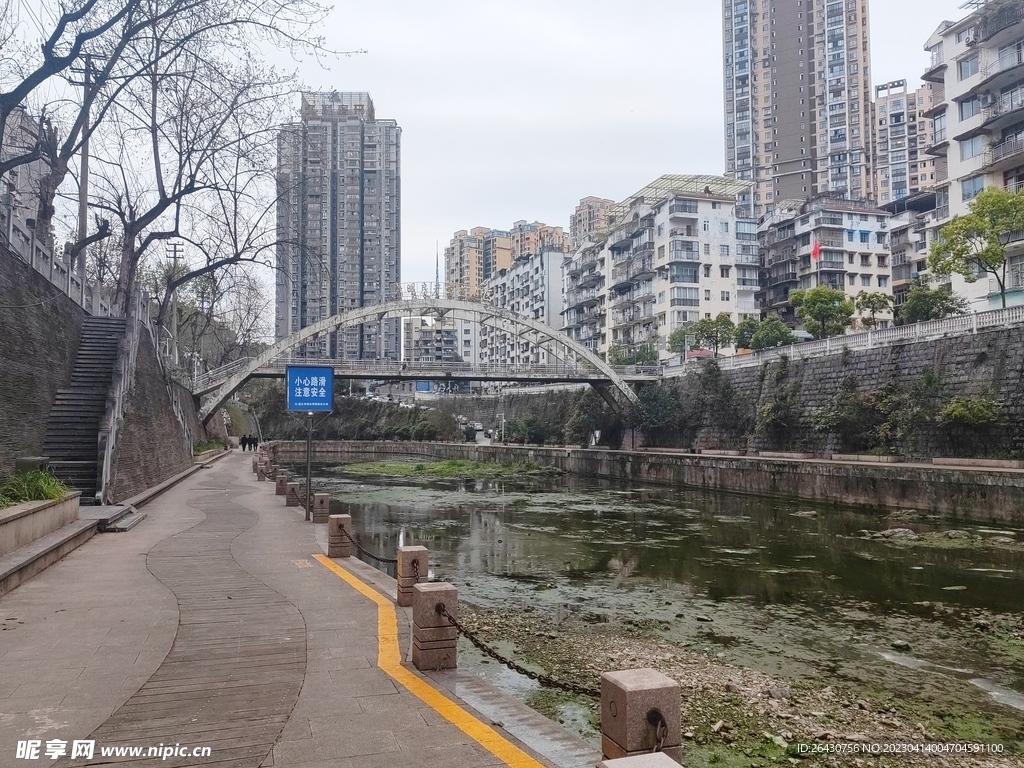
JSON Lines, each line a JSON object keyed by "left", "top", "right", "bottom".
{"left": 298, "top": 460, "right": 1024, "bottom": 759}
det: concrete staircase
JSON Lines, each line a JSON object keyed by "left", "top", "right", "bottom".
{"left": 42, "top": 316, "right": 126, "bottom": 505}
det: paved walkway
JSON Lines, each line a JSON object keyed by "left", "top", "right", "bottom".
{"left": 0, "top": 452, "right": 594, "bottom": 768}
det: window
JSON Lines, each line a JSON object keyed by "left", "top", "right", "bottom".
{"left": 703, "top": 219, "right": 711, "bottom": 232}
{"left": 656, "top": 224, "right": 664, "bottom": 236}
{"left": 861, "top": 255, "right": 872, "bottom": 266}
{"left": 720, "top": 244, "right": 730, "bottom": 256}
{"left": 962, "top": 174, "right": 985, "bottom": 200}
{"left": 719, "top": 221, "right": 730, "bottom": 233}
{"left": 704, "top": 265, "right": 712, "bottom": 277}
{"left": 848, "top": 254, "right": 855, "bottom": 264}
{"left": 721, "top": 266, "right": 731, "bottom": 277}
{"left": 861, "top": 275, "right": 871, "bottom": 286}
{"left": 860, "top": 232, "right": 870, "bottom": 243}
{"left": 960, "top": 135, "right": 984, "bottom": 160}
{"left": 848, "top": 274, "right": 856, "bottom": 285}
{"left": 704, "top": 289, "right": 712, "bottom": 300}
{"left": 658, "top": 244, "right": 665, "bottom": 259}
{"left": 960, "top": 96, "right": 981, "bottom": 120}
{"left": 878, "top": 276, "right": 889, "bottom": 288}
{"left": 721, "top": 291, "right": 731, "bottom": 302}
{"left": 658, "top": 291, "right": 666, "bottom": 303}
{"left": 703, "top": 243, "right": 711, "bottom": 255}
{"left": 958, "top": 55, "right": 979, "bottom": 80}
{"left": 956, "top": 25, "right": 976, "bottom": 43}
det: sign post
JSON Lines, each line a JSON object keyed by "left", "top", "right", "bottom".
{"left": 286, "top": 366, "right": 334, "bottom": 521}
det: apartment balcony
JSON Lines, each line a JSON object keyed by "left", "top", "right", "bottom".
{"left": 577, "top": 269, "right": 602, "bottom": 289}
{"left": 925, "top": 127, "right": 949, "bottom": 156}
{"left": 983, "top": 86, "right": 1024, "bottom": 130}
{"left": 979, "top": 51, "right": 1024, "bottom": 93}
{"left": 629, "top": 256, "right": 656, "bottom": 281}
{"left": 813, "top": 215, "right": 845, "bottom": 227}
{"left": 922, "top": 49, "right": 946, "bottom": 84}
{"left": 935, "top": 204, "right": 950, "bottom": 221}
{"left": 736, "top": 278, "right": 760, "bottom": 291}
{"left": 769, "top": 272, "right": 798, "bottom": 286}
{"left": 668, "top": 201, "right": 700, "bottom": 219}
{"left": 670, "top": 297, "right": 700, "bottom": 308}
{"left": 1007, "top": 179, "right": 1024, "bottom": 194}
{"left": 735, "top": 253, "right": 762, "bottom": 265}
{"left": 983, "top": 135, "right": 1024, "bottom": 172}
{"left": 818, "top": 260, "right": 846, "bottom": 272}
{"left": 610, "top": 264, "right": 632, "bottom": 290}
{"left": 979, "top": 0, "right": 1024, "bottom": 43}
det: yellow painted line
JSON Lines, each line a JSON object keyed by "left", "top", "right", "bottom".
{"left": 313, "top": 554, "right": 546, "bottom": 768}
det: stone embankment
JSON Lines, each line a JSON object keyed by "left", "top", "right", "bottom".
{"left": 269, "top": 441, "right": 1024, "bottom": 524}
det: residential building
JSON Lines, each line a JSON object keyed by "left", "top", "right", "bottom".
{"left": 920, "top": 2, "right": 1024, "bottom": 308}
{"left": 883, "top": 191, "right": 939, "bottom": 308}
{"left": 722, "top": 0, "right": 875, "bottom": 218}
{"left": 444, "top": 227, "right": 512, "bottom": 295}
{"left": 275, "top": 91, "right": 401, "bottom": 359}
{"left": 570, "top": 196, "right": 614, "bottom": 249}
{"left": 561, "top": 175, "right": 756, "bottom": 363}
{"left": 874, "top": 80, "right": 939, "bottom": 203}
{"left": 509, "top": 220, "right": 568, "bottom": 259}
{"left": 759, "top": 194, "right": 893, "bottom": 328}
{"left": 480, "top": 250, "right": 564, "bottom": 366}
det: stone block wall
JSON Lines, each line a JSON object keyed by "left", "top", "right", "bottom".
{"left": 0, "top": 245, "right": 84, "bottom": 478}
{"left": 109, "top": 333, "right": 195, "bottom": 501}
{"left": 695, "top": 327, "right": 1024, "bottom": 459}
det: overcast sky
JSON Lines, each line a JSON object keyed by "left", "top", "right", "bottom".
{"left": 294, "top": 0, "right": 970, "bottom": 283}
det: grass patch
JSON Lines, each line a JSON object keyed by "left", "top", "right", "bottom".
{"left": 0, "top": 470, "right": 71, "bottom": 509}
{"left": 193, "top": 438, "right": 227, "bottom": 455}
{"left": 341, "top": 459, "right": 561, "bottom": 478}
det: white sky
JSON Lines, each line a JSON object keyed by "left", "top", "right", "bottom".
{"left": 293, "top": 0, "right": 972, "bottom": 283}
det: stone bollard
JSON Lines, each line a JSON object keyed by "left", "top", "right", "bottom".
{"left": 252, "top": 456, "right": 258, "bottom": 473}
{"left": 312, "top": 493, "right": 331, "bottom": 522}
{"left": 285, "top": 483, "right": 300, "bottom": 506}
{"left": 327, "top": 514, "right": 352, "bottom": 558}
{"left": 256, "top": 467, "right": 266, "bottom": 481}
{"left": 601, "top": 669, "right": 681, "bottom": 763}
{"left": 396, "top": 546, "right": 428, "bottom": 607}
{"left": 411, "top": 582, "right": 458, "bottom": 671}
{"left": 275, "top": 475, "right": 289, "bottom": 496}
{"left": 598, "top": 754, "right": 681, "bottom": 768}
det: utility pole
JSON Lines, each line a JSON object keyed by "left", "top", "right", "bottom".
{"left": 166, "top": 241, "right": 185, "bottom": 366}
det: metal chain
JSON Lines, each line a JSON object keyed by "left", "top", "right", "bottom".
{"left": 412, "top": 559, "right": 420, "bottom": 579}
{"left": 435, "top": 604, "right": 600, "bottom": 698}
{"left": 339, "top": 527, "right": 398, "bottom": 564}
{"left": 650, "top": 711, "right": 668, "bottom": 753}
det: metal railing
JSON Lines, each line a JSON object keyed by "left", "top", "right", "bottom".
{"left": 665, "top": 305, "right": 1024, "bottom": 376}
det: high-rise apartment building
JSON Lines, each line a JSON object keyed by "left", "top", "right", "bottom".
{"left": 920, "top": 1, "right": 1024, "bottom": 309}
{"left": 873, "top": 80, "right": 938, "bottom": 203}
{"left": 723, "top": 0, "right": 875, "bottom": 218}
{"left": 480, "top": 251, "right": 564, "bottom": 366}
{"left": 561, "top": 175, "right": 756, "bottom": 362}
{"left": 275, "top": 91, "right": 401, "bottom": 359}
{"left": 759, "top": 194, "right": 893, "bottom": 328}
{"left": 444, "top": 227, "right": 512, "bottom": 294}
{"left": 570, "top": 197, "right": 614, "bottom": 249}
{"left": 509, "top": 220, "right": 568, "bottom": 259}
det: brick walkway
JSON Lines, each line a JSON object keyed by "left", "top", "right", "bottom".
{"left": 0, "top": 452, "right": 593, "bottom": 768}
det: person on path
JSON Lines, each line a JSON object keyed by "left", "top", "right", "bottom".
{"left": 242, "top": 435, "right": 249, "bottom": 451}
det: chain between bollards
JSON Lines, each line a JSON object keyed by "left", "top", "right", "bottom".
{"left": 339, "top": 526, "right": 398, "bottom": 564}
{"left": 648, "top": 708, "right": 669, "bottom": 753}
{"left": 434, "top": 603, "right": 600, "bottom": 698}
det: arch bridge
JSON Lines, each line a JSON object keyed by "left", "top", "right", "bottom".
{"left": 196, "top": 286, "right": 658, "bottom": 424}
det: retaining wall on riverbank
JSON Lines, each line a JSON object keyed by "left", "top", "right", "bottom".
{"left": 269, "top": 440, "right": 1024, "bottom": 523}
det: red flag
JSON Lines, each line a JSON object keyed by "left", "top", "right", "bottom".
{"left": 811, "top": 239, "right": 821, "bottom": 260}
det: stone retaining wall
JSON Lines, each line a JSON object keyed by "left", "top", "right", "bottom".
{"left": 270, "top": 440, "right": 1024, "bottom": 524}
{"left": 0, "top": 494, "right": 81, "bottom": 558}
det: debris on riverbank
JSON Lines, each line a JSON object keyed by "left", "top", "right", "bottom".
{"left": 329, "top": 458, "right": 564, "bottom": 478}
{"left": 461, "top": 605, "right": 1024, "bottom": 767}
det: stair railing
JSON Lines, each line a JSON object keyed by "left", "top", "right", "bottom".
{"left": 96, "top": 288, "right": 145, "bottom": 504}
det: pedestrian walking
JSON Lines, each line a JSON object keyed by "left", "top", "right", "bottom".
{"left": 242, "top": 434, "right": 249, "bottom": 451}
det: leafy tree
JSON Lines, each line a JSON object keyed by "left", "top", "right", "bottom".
{"left": 608, "top": 342, "right": 658, "bottom": 365}
{"left": 895, "top": 281, "right": 970, "bottom": 325}
{"left": 633, "top": 384, "right": 680, "bottom": 446}
{"left": 930, "top": 186, "right": 1024, "bottom": 309}
{"left": 789, "top": 286, "right": 854, "bottom": 339}
{"left": 749, "top": 316, "right": 797, "bottom": 350}
{"left": 855, "top": 291, "right": 894, "bottom": 329}
{"left": 734, "top": 316, "right": 761, "bottom": 349}
{"left": 671, "top": 313, "right": 735, "bottom": 357}
{"left": 563, "top": 389, "right": 605, "bottom": 445}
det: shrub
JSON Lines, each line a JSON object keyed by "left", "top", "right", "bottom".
{"left": 0, "top": 471, "right": 71, "bottom": 509}
{"left": 940, "top": 395, "right": 1000, "bottom": 427}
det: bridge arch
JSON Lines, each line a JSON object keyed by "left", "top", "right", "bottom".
{"left": 198, "top": 296, "right": 639, "bottom": 423}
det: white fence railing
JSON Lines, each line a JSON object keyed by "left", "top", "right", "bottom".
{"left": 96, "top": 289, "right": 145, "bottom": 504}
{"left": 665, "top": 305, "right": 1024, "bottom": 375}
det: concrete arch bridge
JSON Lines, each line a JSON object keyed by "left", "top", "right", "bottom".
{"left": 195, "top": 286, "right": 659, "bottom": 424}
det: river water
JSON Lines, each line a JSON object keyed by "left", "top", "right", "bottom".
{"left": 301, "top": 462, "right": 1024, "bottom": 739}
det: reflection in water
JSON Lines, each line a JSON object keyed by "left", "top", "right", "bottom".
{"left": 305, "top": 467, "right": 1024, "bottom": 617}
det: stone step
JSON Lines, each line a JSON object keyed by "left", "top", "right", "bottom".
{"left": 105, "top": 511, "right": 147, "bottom": 532}
{"left": 0, "top": 519, "right": 98, "bottom": 597}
